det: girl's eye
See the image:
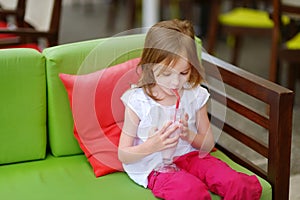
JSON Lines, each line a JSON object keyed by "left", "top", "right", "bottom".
{"left": 180, "top": 71, "right": 190, "bottom": 75}
{"left": 162, "top": 72, "right": 172, "bottom": 76}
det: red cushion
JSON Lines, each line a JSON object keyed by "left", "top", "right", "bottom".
{"left": 59, "top": 58, "right": 140, "bottom": 177}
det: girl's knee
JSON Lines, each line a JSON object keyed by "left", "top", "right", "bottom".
{"left": 150, "top": 170, "right": 212, "bottom": 200}
{"left": 179, "top": 179, "right": 211, "bottom": 200}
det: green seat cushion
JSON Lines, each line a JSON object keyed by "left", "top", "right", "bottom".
{"left": 0, "top": 48, "right": 46, "bottom": 164}
{"left": 0, "top": 150, "right": 271, "bottom": 200}
{"left": 219, "top": 7, "right": 290, "bottom": 28}
{"left": 0, "top": 154, "right": 157, "bottom": 200}
{"left": 286, "top": 32, "right": 300, "bottom": 49}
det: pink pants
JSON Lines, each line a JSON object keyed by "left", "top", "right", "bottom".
{"left": 148, "top": 151, "right": 262, "bottom": 200}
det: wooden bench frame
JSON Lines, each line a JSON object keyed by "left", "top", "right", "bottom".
{"left": 201, "top": 52, "right": 294, "bottom": 200}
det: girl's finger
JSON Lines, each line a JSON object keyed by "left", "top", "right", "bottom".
{"left": 157, "top": 121, "right": 172, "bottom": 135}
{"left": 162, "top": 124, "right": 180, "bottom": 140}
{"left": 164, "top": 134, "right": 180, "bottom": 146}
{"left": 185, "top": 113, "right": 189, "bottom": 121}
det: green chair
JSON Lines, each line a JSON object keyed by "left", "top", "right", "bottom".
{"left": 206, "top": 0, "right": 289, "bottom": 81}
{"left": 278, "top": 1, "right": 300, "bottom": 92}
{"left": 0, "top": 0, "right": 62, "bottom": 51}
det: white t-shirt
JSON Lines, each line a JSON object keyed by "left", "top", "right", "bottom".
{"left": 120, "top": 85, "right": 210, "bottom": 188}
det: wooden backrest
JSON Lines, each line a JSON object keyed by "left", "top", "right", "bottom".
{"left": 0, "top": 0, "right": 18, "bottom": 9}
{"left": 231, "top": 0, "right": 272, "bottom": 9}
{"left": 0, "top": 0, "right": 61, "bottom": 46}
{"left": 202, "top": 52, "right": 294, "bottom": 200}
{"left": 0, "top": 0, "right": 25, "bottom": 26}
{"left": 24, "top": 0, "right": 55, "bottom": 31}
{"left": 269, "top": 0, "right": 300, "bottom": 82}
{"left": 23, "top": 0, "right": 62, "bottom": 46}
{"left": 281, "top": 0, "right": 300, "bottom": 29}
{"left": 273, "top": 0, "right": 300, "bottom": 29}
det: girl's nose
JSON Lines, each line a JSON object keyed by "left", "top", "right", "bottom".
{"left": 170, "top": 74, "right": 180, "bottom": 88}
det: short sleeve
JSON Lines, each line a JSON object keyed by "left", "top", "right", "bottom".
{"left": 121, "top": 88, "right": 147, "bottom": 120}
{"left": 195, "top": 86, "right": 210, "bottom": 110}
{"left": 183, "top": 85, "right": 210, "bottom": 112}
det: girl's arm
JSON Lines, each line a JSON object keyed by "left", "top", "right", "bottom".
{"left": 180, "top": 104, "right": 215, "bottom": 152}
{"left": 118, "top": 106, "right": 180, "bottom": 164}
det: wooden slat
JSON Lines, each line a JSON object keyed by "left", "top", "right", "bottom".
{"left": 209, "top": 88, "right": 269, "bottom": 129}
{"left": 215, "top": 143, "right": 267, "bottom": 180}
{"left": 202, "top": 52, "right": 290, "bottom": 103}
{"left": 210, "top": 115, "right": 269, "bottom": 158}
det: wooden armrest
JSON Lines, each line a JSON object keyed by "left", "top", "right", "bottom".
{"left": 201, "top": 52, "right": 294, "bottom": 200}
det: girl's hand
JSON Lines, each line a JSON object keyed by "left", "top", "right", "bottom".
{"left": 179, "top": 113, "right": 192, "bottom": 142}
{"left": 147, "top": 121, "right": 180, "bottom": 153}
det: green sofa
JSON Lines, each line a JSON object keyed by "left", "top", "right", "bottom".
{"left": 0, "top": 34, "right": 293, "bottom": 200}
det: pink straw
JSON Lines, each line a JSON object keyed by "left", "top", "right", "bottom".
{"left": 172, "top": 89, "right": 180, "bottom": 122}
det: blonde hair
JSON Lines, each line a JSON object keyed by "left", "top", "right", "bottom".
{"left": 137, "top": 19, "right": 204, "bottom": 100}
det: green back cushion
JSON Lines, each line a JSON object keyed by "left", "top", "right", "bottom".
{"left": 43, "top": 34, "right": 146, "bottom": 156}
{"left": 0, "top": 48, "right": 46, "bottom": 164}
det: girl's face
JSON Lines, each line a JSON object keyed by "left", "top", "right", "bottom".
{"left": 153, "top": 57, "right": 191, "bottom": 95}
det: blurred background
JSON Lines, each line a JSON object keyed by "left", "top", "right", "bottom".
{"left": 1, "top": 0, "right": 299, "bottom": 199}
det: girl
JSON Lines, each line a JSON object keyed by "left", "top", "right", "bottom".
{"left": 118, "top": 19, "right": 262, "bottom": 200}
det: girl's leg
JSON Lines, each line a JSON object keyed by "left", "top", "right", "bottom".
{"left": 174, "top": 151, "right": 262, "bottom": 200}
{"left": 147, "top": 170, "right": 211, "bottom": 200}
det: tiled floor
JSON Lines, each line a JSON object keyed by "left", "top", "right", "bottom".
{"left": 59, "top": 1, "right": 299, "bottom": 199}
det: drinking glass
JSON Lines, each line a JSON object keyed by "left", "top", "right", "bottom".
{"left": 155, "top": 107, "right": 184, "bottom": 172}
